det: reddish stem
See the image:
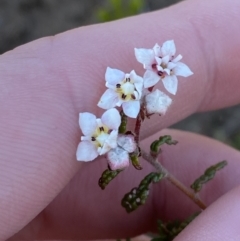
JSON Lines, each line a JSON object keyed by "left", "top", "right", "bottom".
{"left": 134, "top": 114, "right": 142, "bottom": 144}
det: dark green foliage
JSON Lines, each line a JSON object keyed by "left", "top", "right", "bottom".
{"left": 191, "top": 160, "right": 227, "bottom": 192}
{"left": 97, "top": 0, "right": 145, "bottom": 22}
{"left": 152, "top": 212, "right": 200, "bottom": 241}
{"left": 121, "top": 172, "right": 164, "bottom": 212}
{"left": 99, "top": 169, "right": 122, "bottom": 190}
{"left": 150, "top": 135, "right": 178, "bottom": 154}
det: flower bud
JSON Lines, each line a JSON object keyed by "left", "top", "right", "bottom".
{"left": 117, "top": 134, "right": 136, "bottom": 153}
{"left": 107, "top": 146, "right": 130, "bottom": 170}
{"left": 145, "top": 89, "right": 172, "bottom": 115}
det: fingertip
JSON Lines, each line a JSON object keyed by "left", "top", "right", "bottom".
{"left": 174, "top": 186, "right": 240, "bottom": 241}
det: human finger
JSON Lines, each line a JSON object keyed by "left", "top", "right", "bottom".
{"left": 9, "top": 129, "right": 240, "bottom": 240}
{"left": 174, "top": 186, "right": 240, "bottom": 241}
{"left": 1, "top": 0, "right": 240, "bottom": 239}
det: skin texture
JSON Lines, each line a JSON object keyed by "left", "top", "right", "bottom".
{"left": 0, "top": 0, "right": 240, "bottom": 239}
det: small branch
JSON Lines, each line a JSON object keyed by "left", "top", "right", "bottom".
{"left": 141, "top": 151, "right": 164, "bottom": 173}
{"left": 166, "top": 173, "right": 207, "bottom": 210}
{"left": 141, "top": 150, "right": 207, "bottom": 210}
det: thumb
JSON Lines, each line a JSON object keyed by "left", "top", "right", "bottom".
{"left": 175, "top": 186, "right": 240, "bottom": 241}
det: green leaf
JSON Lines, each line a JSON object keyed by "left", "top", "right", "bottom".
{"left": 121, "top": 172, "right": 164, "bottom": 213}
{"left": 152, "top": 212, "right": 200, "bottom": 241}
{"left": 130, "top": 152, "right": 142, "bottom": 170}
{"left": 118, "top": 111, "right": 128, "bottom": 134}
{"left": 98, "top": 169, "right": 122, "bottom": 190}
{"left": 150, "top": 135, "right": 178, "bottom": 154}
{"left": 191, "top": 160, "right": 227, "bottom": 192}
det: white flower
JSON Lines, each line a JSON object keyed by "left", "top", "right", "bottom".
{"left": 145, "top": 89, "right": 172, "bottom": 115}
{"left": 134, "top": 40, "right": 193, "bottom": 95}
{"left": 107, "top": 134, "right": 136, "bottom": 170}
{"left": 76, "top": 108, "right": 121, "bottom": 162}
{"left": 117, "top": 134, "right": 136, "bottom": 153}
{"left": 98, "top": 67, "right": 143, "bottom": 118}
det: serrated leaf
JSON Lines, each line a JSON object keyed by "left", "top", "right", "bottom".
{"left": 191, "top": 160, "right": 227, "bottom": 192}
{"left": 98, "top": 169, "right": 122, "bottom": 190}
{"left": 121, "top": 172, "right": 164, "bottom": 212}
{"left": 150, "top": 135, "right": 178, "bottom": 154}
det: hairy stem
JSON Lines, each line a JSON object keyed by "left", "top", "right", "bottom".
{"left": 141, "top": 150, "right": 207, "bottom": 210}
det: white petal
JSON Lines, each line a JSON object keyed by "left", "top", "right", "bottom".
{"left": 81, "top": 136, "right": 91, "bottom": 141}
{"left": 145, "top": 89, "right": 172, "bottom": 115}
{"left": 153, "top": 43, "right": 161, "bottom": 56}
{"left": 133, "top": 90, "right": 140, "bottom": 100}
{"left": 117, "top": 134, "right": 136, "bottom": 153}
{"left": 98, "top": 89, "right": 119, "bottom": 109}
{"left": 125, "top": 73, "right": 130, "bottom": 80}
{"left": 162, "top": 75, "right": 178, "bottom": 95}
{"left": 130, "top": 70, "right": 143, "bottom": 84}
{"left": 122, "top": 101, "right": 140, "bottom": 118}
{"left": 163, "top": 68, "right": 170, "bottom": 75}
{"left": 161, "top": 40, "right": 176, "bottom": 57}
{"left": 99, "top": 131, "right": 118, "bottom": 155}
{"left": 106, "top": 130, "right": 118, "bottom": 148}
{"left": 79, "top": 112, "right": 97, "bottom": 136}
{"left": 105, "top": 82, "right": 117, "bottom": 90}
{"left": 96, "top": 131, "right": 118, "bottom": 155}
{"left": 107, "top": 147, "right": 130, "bottom": 170}
{"left": 172, "top": 54, "right": 182, "bottom": 63}
{"left": 134, "top": 82, "right": 143, "bottom": 99}
{"left": 167, "top": 62, "right": 177, "bottom": 70}
{"left": 144, "top": 64, "right": 153, "bottom": 70}
{"left": 76, "top": 141, "right": 98, "bottom": 161}
{"left": 101, "top": 108, "right": 121, "bottom": 130}
{"left": 162, "top": 55, "right": 170, "bottom": 65}
{"left": 96, "top": 118, "right": 103, "bottom": 127}
{"left": 143, "top": 70, "right": 160, "bottom": 88}
{"left": 105, "top": 67, "right": 125, "bottom": 85}
{"left": 156, "top": 65, "right": 163, "bottom": 71}
{"left": 173, "top": 62, "right": 193, "bottom": 77}
{"left": 116, "top": 99, "right": 123, "bottom": 107}
{"left": 155, "top": 57, "right": 162, "bottom": 65}
{"left": 98, "top": 130, "right": 118, "bottom": 155}
{"left": 134, "top": 48, "right": 155, "bottom": 66}
{"left": 99, "top": 145, "right": 110, "bottom": 155}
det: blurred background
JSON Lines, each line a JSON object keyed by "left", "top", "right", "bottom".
{"left": 0, "top": 0, "right": 239, "bottom": 149}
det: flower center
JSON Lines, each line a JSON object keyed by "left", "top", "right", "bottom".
{"left": 96, "top": 132, "right": 109, "bottom": 146}
{"left": 121, "top": 82, "right": 135, "bottom": 95}
{"left": 91, "top": 125, "right": 112, "bottom": 147}
{"left": 116, "top": 77, "right": 136, "bottom": 101}
{"left": 161, "top": 63, "right": 167, "bottom": 69}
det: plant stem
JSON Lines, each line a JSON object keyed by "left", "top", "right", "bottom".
{"left": 141, "top": 150, "right": 207, "bottom": 210}
{"left": 166, "top": 173, "right": 207, "bottom": 210}
{"left": 134, "top": 114, "right": 142, "bottom": 144}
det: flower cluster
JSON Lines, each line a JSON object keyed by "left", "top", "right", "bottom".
{"left": 135, "top": 40, "right": 193, "bottom": 95}
{"left": 76, "top": 40, "right": 193, "bottom": 170}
